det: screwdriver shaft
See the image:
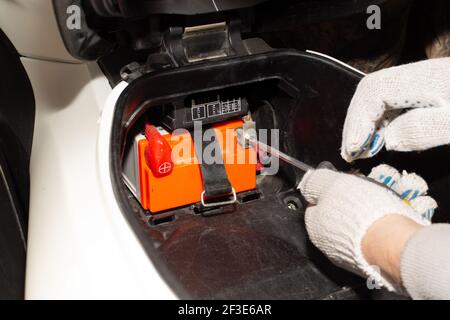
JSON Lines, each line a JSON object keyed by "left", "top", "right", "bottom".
{"left": 244, "top": 134, "right": 314, "bottom": 172}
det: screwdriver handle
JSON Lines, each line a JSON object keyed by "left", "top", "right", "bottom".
{"left": 316, "top": 161, "right": 337, "bottom": 171}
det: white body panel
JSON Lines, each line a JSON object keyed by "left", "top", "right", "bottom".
{"left": 0, "top": 0, "right": 78, "bottom": 63}
{"left": 24, "top": 58, "right": 176, "bottom": 299}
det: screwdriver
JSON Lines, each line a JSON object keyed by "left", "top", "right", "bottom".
{"left": 236, "top": 128, "right": 335, "bottom": 172}
{"left": 237, "top": 128, "right": 413, "bottom": 206}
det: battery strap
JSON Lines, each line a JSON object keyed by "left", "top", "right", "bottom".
{"left": 192, "top": 127, "right": 233, "bottom": 198}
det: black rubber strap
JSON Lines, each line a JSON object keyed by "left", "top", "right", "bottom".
{"left": 192, "top": 128, "right": 233, "bottom": 198}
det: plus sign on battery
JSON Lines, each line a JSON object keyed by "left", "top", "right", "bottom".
{"left": 158, "top": 162, "right": 173, "bottom": 175}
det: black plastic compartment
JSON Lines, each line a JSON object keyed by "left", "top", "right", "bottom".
{"left": 110, "top": 49, "right": 450, "bottom": 299}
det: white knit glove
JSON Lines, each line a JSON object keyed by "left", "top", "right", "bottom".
{"left": 298, "top": 164, "right": 435, "bottom": 292}
{"left": 341, "top": 57, "right": 450, "bottom": 162}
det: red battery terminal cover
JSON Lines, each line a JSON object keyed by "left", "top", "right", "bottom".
{"left": 144, "top": 124, "right": 174, "bottom": 178}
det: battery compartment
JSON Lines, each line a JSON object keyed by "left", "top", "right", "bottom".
{"left": 110, "top": 50, "right": 450, "bottom": 299}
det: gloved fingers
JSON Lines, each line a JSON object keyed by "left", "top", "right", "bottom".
{"left": 392, "top": 171, "right": 429, "bottom": 201}
{"left": 353, "top": 108, "right": 411, "bottom": 160}
{"left": 298, "top": 169, "right": 340, "bottom": 205}
{"left": 351, "top": 127, "right": 386, "bottom": 160}
{"left": 341, "top": 91, "right": 383, "bottom": 162}
{"left": 384, "top": 107, "right": 450, "bottom": 152}
{"left": 369, "top": 165, "right": 434, "bottom": 212}
{"left": 410, "top": 196, "right": 437, "bottom": 222}
{"left": 342, "top": 84, "right": 448, "bottom": 162}
{"left": 340, "top": 77, "right": 419, "bottom": 162}
{"left": 368, "top": 164, "right": 401, "bottom": 188}
{"left": 369, "top": 164, "right": 437, "bottom": 222}
{"left": 383, "top": 95, "right": 443, "bottom": 111}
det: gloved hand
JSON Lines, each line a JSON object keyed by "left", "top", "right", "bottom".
{"left": 341, "top": 57, "right": 450, "bottom": 162}
{"left": 298, "top": 164, "right": 436, "bottom": 292}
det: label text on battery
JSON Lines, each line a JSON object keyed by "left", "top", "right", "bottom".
{"left": 191, "top": 105, "right": 206, "bottom": 120}
{"left": 192, "top": 98, "right": 242, "bottom": 121}
{"left": 207, "top": 102, "right": 221, "bottom": 117}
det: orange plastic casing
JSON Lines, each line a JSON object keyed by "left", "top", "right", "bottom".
{"left": 137, "top": 120, "right": 257, "bottom": 213}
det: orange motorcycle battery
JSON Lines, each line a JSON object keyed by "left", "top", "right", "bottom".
{"left": 122, "top": 119, "right": 257, "bottom": 213}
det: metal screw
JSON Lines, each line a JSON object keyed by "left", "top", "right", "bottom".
{"left": 287, "top": 201, "right": 298, "bottom": 211}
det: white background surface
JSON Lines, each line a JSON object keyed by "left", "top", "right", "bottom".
{"left": 23, "top": 58, "right": 176, "bottom": 299}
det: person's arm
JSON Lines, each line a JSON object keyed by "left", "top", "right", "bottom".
{"left": 362, "top": 216, "right": 450, "bottom": 299}
{"left": 362, "top": 214, "right": 423, "bottom": 285}
{"left": 401, "top": 224, "right": 450, "bottom": 299}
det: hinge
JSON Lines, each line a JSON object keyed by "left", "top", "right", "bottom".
{"left": 164, "top": 20, "right": 248, "bottom": 66}
{"left": 119, "top": 20, "right": 273, "bottom": 82}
